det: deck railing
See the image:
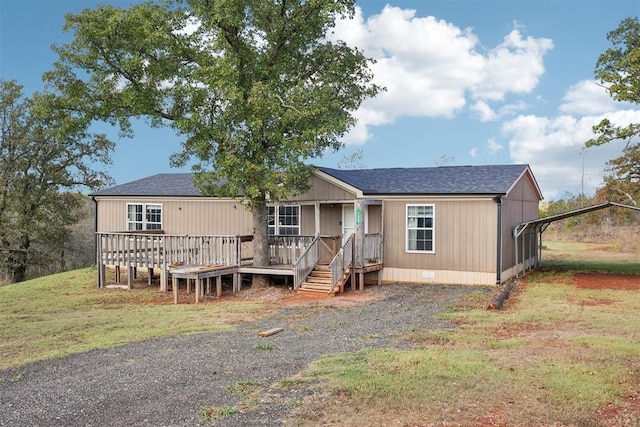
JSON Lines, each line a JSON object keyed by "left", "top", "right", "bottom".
{"left": 269, "top": 235, "right": 315, "bottom": 265}
{"left": 97, "top": 232, "right": 242, "bottom": 268}
{"left": 328, "top": 234, "right": 353, "bottom": 293}
{"left": 293, "top": 237, "right": 319, "bottom": 290}
{"left": 364, "top": 233, "right": 382, "bottom": 264}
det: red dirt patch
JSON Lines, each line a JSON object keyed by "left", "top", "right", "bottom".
{"left": 573, "top": 273, "right": 640, "bottom": 290}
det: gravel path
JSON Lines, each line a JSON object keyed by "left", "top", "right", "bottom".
{"left": 0, "top": 283, "right": 494, "bottom": 427}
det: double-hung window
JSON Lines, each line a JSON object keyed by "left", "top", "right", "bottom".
{"left": 268, "top": 205, "right": 300, "bottom": 235}
{"left": 406, "top": 204, "right": 434, "bottom": 252}
{"left": 127, "top": 203, "right": 162, "bottom": 230}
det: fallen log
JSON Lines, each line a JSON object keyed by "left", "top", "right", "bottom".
{"left": 487, "top": 280, "right": 516, "bottom": 310}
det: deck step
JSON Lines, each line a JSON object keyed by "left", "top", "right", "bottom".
{"left": 301, "top": 282, "right": 333, "bottom": 290}
{"left": 297, "top": 287, "right": 335, "bottom": 296}
{"left": 309, "top": 270, "right": 331, "bottom": 276}
{"left": 305, "top": 276, "right": 331, "bottom": 284}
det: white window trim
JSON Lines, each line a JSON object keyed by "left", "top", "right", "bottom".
{"left": 126, "top": 203, "right": 163, "bottom": 231}
{"left": 268, "top": 204, "right": 301, "bottom": 235}
{"left": 406, "top": 204, "right": 435, "bottom": 254}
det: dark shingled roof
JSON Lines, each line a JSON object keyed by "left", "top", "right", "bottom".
{"left": 91, "top": 173, "right": 201, "bottom": 197}
{"left": 92, "top": 164, "right": 535, "bottom": 197}
{"left": 316, "top": 164, "right": 531, "bottom": 195}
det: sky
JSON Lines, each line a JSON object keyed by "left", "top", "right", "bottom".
{"left": 1, "top": 0, "right": 640, "bottom": 200}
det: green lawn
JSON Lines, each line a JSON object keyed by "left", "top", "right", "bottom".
{"left": 0, "top": 268, "right": 263, "bottom": 370}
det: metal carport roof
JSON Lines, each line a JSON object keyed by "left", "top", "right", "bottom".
{"left": 513, "top": 201, "right": 640, "bottom": 278}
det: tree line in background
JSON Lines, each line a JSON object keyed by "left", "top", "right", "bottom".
{"left": 0, "top": 80, "right": 110, "bottom": 284}
{"left": 0, "top": 7, "right": 638, "bottom": 285}
{"left": 543, "top": 17, "right": 640, "bottom": 251}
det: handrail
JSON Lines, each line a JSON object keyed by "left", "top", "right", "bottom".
{"left": 327, "top": 233, "right": 354, "bottom": 293}
{"left": 293, "top": 236, "right": 319, "bottom": 290}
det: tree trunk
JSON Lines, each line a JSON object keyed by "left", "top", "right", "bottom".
{"left": 9, "top": 234, "right": 30, "bottom": 283}
{"left": 251, "top": 199, "right": 271, "bottom": 288}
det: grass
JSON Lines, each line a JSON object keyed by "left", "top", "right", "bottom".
{"left": 0, "top": 267, "right": 263, "bottom": 370}
{"left": 3, "top": 241, "right": 640, "bottom": 425}
{"left": 285, "top": 240, "right": 640, "bottom": 426}
{"left": 253, "top": 341, "right": 276, "bottom": 350}
{"left": 198, "top": 405, "right": 239, "bottom": 421}
{"left": 541, "top": 240, "right": 640, "bottom": 274}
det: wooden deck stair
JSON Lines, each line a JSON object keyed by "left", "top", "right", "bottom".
{"left": 298, "top": 263, "right": 351, "bottom": 295}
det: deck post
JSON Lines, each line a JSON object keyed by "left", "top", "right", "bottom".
{"left": 173, "top": 276, "right": 179, "bottom": 304}
{"left": 354, "top": 199, "right": 365, "bottom": 269}
{"left": 160, "top": 268, "right": 167, "bottom": 292}
{"left": 97, "top": 234, "right": 105, "bottom": 288}
{"left": 350, "top": 235, "right": 356, "bottom": 291}
{"left": 216, "top": 276, "right": 222, "bottom": 298}
{"left": 127, "top": 267, "right": 133, "bottom": 290}
{"left": 314, "top": 202, "right": 320, "bottom": 235}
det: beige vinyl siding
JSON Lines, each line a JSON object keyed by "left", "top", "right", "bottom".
{"left": 367, "top": 204, "right": 382, "bottom": 234}
{"left": 382, "top": 199, "right": 498, "bottom": 273}
{"left": 300, "top": 205, "right": 315, "bottom": 235}
{"left": 286, "top": 174, "right": 356, "bottom": 202}
{"left": 96, "top": 197, "right": 253, "bottom": 235}
{"left": 500, "top": 173, "right": 541, "bottom": 271}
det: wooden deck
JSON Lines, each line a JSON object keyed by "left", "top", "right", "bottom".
{"left": 170, "top": 264, "right": 239, "bottom": 303}
{"left": 96, "top": 232, "right": 384, "bottom": 303}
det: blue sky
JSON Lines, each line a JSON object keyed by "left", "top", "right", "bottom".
{"left": 2, "top": 0, "right": 639, "bottom": 200}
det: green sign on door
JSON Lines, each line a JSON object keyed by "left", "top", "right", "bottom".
{"left": 356, "top": 208, "right": 362, "bottom": 225}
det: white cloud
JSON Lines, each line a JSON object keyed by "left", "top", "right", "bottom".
{"left": 471, "top": 30, "right": 553, "bottom": 101}
{"left": 503, "top": 110, "right": 640, "bottom": 199}
{"left": 470, "top": 101, "right": 496, "bottom": 122}
{"left": 332, "top": 6, "right": 553, "bottom": 144}
{"left": 559, "top": 80, "right": 618, "bottom": 115}
{"left": 487, "top": 138, "right": 502, "bottom": 153}
{"left": 469, "top": 147, "right": 478, "bottom": 157}
{"left": 471, "top": 100, "right": 527, "bottom": 122}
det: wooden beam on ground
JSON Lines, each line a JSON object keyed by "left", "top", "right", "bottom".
{"left": 258, "top": 327, "right": 284, "bottom": 337}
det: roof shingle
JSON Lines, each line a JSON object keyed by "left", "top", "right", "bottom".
{"left": 92, "top": 164, "right": 535, "bottom": 198}
{"left": 316, "top": 164, "right": 531, "bottom": 195}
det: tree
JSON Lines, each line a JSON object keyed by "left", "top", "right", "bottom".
{"left": 44, "top": 0, "right": 380, "bottom": 283}
{"left": 337, "top": 148, "right": 365, "bottom": 169}
{"left": 587, "top": 17, "right": 640, "bottom": 205}
{"left": 0, "top": 79, "right": 112, "bottom": 283}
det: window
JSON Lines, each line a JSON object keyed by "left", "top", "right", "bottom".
{"left": 406, "top": 204, "right": 434, "bottom": 252}
{"left": 268, "top": 205, "right": 300, "bottom": 235}
{"left": 127, "top": 203, "right": 162, "bottom": 230}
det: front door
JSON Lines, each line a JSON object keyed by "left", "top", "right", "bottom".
{"left": 342, "top": 204, "right": 355, "bottom": 241}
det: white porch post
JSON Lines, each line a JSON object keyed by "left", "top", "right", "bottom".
{"left": 354, "top": 199, "right": 365, "bottom": 269}
{"left": 314, "top": 202, "right": 321, "bottom": 236}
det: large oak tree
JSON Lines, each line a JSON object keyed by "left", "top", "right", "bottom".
{"left": 44, "top": 0, "right": 380, "bottom": 279}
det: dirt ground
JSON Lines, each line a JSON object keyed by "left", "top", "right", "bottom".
{"left": 573, "top": 272, "right": 640, "bottom": 290}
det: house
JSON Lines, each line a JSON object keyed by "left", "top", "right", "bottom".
{"left": 91, "top": 164, "right": 542, "bottom": 295}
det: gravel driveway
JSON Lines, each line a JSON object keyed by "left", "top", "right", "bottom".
{"left": 0, "top": 283, "right": 494, "bottom": 427}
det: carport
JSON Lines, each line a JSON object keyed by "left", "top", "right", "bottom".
{"left": 513, "top": 201, "right": 640, "bottom": 278}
